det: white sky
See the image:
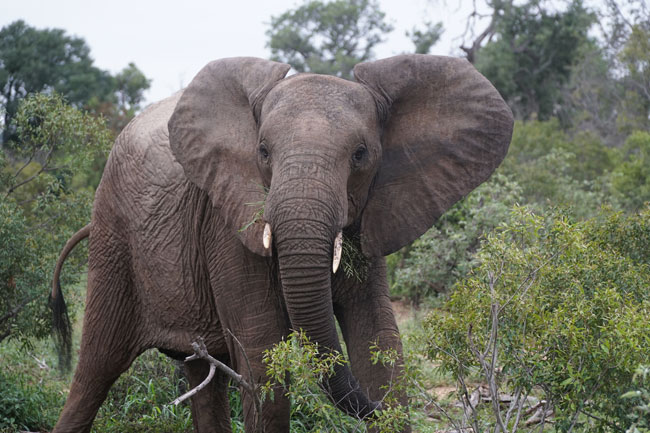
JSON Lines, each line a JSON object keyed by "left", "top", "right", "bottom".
{"left": 1, "top": 0, "right": 489, "bottom": 103}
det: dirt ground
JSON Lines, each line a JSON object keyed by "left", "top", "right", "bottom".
{"left": 391, "top": 298, "right": 418, "bottom": 327}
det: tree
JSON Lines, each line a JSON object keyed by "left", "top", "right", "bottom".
{"left": 472, "top": 1, "right": 595, "bottom": 120}
{"left": 562, "top": 1, "right": 650, "bottom": 142}
{"left": 408, "top": 21, "right": 444, "bottom": 55}
{"left": 427, "top": 206, "right": 650, "bottom": 431}
{"left": 90, "top": 62, "right": 152, "bottom": 135}
{"left": 0, "top": 93, "right": 111, "bottom": 347}
{"left": 266, "top": 0, "right": 393, "bottom": 79}
{"left": 0, "top": 20, "right": 150, "bottom": 144}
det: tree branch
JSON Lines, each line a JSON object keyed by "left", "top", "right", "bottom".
{"left": 170, "top": 338, "right": 253, "bottom": 406}
{"left": 5, "top": 144, "right": 55, "bottom": 197}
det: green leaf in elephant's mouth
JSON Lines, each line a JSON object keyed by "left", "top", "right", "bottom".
{"left": 239, "top": 184, "right": 269, "bottom": 233}
{"left": 342, "top": 231, "right": 369, "bottom": 283}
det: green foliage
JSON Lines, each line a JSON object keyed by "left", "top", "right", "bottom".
{"left": 0, "top": 201, "right": 51, "bottom": 343}
{"left": 262, "top": 329, "right": 455, "bottom": 432}
{"left": 263, "top": 332, "right": 414, "bottom": 432}
{"left": 610, "top": 131, "right": 650, "bottom": 211}
{"left": 92, "top": 350, "right": 192, "bottom": 433}
{"left": 391, "top": 174, "right": 522, "bottom": 305}
{"left": 425, "top": 206, "right": 650, "bottom": 432}
{"left": 0, "top": 20, "right": 150, "bottom": 143}
{"left": 0, "top": 334, "right": 74, "bottom": 432}
{"left": 408, "top": 21, "right": 443, "bottom": 55}
{"left": 617, "top": 23, "right": 650, "bottom": 134}
{"left": 0, "top": 20, "right": 113, "bottom": 143}
{"left": 0, "top": 369, "right": 63, "bottom": 431}
{"left": 621, "top": 365, "right": 650, "bottom": 433}
{"left": 501, "top": 119, "right": 615, "bottom": 218}
{"left": 475, "top": 0, "right": 595, "bottom": 120}
{"left": 266, "top": 0, "right": 393, "bottom": 79}
{"left": 263, "top": 331, "right": 363, "bottom": 432}
{"left": 0, "top": 93, "right": 111, "bottom": 347}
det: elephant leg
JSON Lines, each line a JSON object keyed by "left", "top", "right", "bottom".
{"left": 204, "top": 239, "right": 290, "bottom": 433}
{"left": 53, "top": 231, "right": 143, "bottom": 433}
{"left": 185, "top": 357, "right": 232, "bottom": 433}
{"left": 333, "top": 257, "right": 410, "bottom": 431}
{"left": 230, "top": 339, "right": 289, "bottom": 433}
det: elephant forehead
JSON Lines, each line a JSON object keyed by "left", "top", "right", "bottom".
{"left": 262, "top": 74, "right": 375, "bottom": 122}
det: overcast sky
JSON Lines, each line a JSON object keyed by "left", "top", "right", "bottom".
{"left": 1, "top": 0, "right": 488, "bottom": 103}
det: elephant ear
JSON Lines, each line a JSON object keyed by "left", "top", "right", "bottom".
{"left": 354, "top": 54, "right": 513, "bottom": 257}
{"left": 168, "top": 57, "right": 290, "bottom": 256}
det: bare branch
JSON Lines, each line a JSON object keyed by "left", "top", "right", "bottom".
{"left": 5, "top": 145, "right": 55, "bottom": 197}
{"left": 170, "top": 338, "right": 253, "bottom": 406}
{"left": 226, "top": 329, "right": 264, "bottom": 431}
{"left": 12, "top": 148, "right": 37, "bottom": 180}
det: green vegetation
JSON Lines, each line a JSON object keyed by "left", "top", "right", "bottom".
{"left": 266, "top": 0, "right": 393, "bottom": 79}
{"left": 475, "top": 1, "right": 595, "bottom": 120}
{"left": 0, "top": 93, "right": 111, "bottom": 349}
{"left": 91, "top": 351, "right": 193, "bottom": 433}
{"left": 426, "top": 206, "right": 650, "bottom": 431}
{"left": 0, "top": 20, "right": 150, "bottom": 143}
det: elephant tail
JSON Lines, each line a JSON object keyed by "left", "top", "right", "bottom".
{"left": 51, "top": 223, "right": 91, "bottom": 371}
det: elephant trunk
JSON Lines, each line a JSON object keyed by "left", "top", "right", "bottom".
{"left": 266, "top": 176, "right": 378, "bottom": 419}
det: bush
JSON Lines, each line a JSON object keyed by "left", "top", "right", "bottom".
{"left": 610, "top": 131, "right": 650, "bottom": 211}
{"left": 425, "top": 206, "right": 650, "bottom": 432}
{"left": 500, "top": 120, "right": 614, "bottom": 218}
{"left": 262, "top": 331, "right": 417, "bottom": 433}
{"left": 0, "top": 369, "right": 63, "bottom": 431}
{"left": 391, "top": 174, "right": 522, "bottom": 305}
{"left": 0, "top": 92, "right": 111, "bottom": 350}
{"left": 621, "top": 365, "right": 649, "bottom": 433}
{"left": 91, "top": 350, "right": 192, "bottom": 433}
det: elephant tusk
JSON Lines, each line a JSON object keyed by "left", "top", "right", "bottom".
{"left": 332, "top": 231, "right": 343, "bottom": 274}
{"left": 263, "top": 223, "right": 272, "bottom": 249}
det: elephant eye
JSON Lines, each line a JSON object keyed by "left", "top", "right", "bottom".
{"left": 259, "top": 143, "right": 270, "bottom": 162}
{"left": 351, "top": 145, "right": 366, "bottom": 167}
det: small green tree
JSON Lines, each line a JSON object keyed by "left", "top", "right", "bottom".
{"left": 266, "top": 0, "right": 393, "bottom": 79}
{"left": 426, "top": 206, "right": 650, "bottom": 432}
{"left": 0, "top": 93, "right": 111, "bottom": 348}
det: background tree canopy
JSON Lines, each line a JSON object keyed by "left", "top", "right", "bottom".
{"left": 266, "top": 0, "right": 393, "bottom": 79}
{"left": 0, "top": 20, "right": 150, "bottom": 143}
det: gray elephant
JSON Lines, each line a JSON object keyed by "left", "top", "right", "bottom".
{"left": 50, "top": 55, "right": 512, "bottom": 432}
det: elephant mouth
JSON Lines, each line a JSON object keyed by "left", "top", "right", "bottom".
{"left": 261, "top": 221, "right": 344, "bottom": 274}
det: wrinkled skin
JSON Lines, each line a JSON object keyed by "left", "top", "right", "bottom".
{"left": 51, "top": 55, "right": 513, "bottom": 433}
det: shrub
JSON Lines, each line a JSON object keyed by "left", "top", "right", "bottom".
{"left": 610, "top": 131, "right": 650, "bottom": 211}
{"left": 425, "top": 206, "right": 650, "bottom": 432}
{"left": 262, "top": 331, "right": 418, "bottom": 433}
{"left": 621, "top": 365, "right": 649, "bottom": 433}
{"left": 391, "top": 174, "right": 522, "bottom": 305}
{"left": 91, "top": 350, "right": 192, "bottom": 433}
{"left": 0, "top": 369, "right": 63, "bottom": 431}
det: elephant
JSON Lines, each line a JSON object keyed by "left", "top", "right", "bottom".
{"left": 49, "top": 54, "right": 513, "bottom": 433}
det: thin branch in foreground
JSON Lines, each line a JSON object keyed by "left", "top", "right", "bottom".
{"left": 226, "top": 328, "right": 264, "bottom": 431}
{"left": 169, "top": 337, "right": 253, "bottom": 406}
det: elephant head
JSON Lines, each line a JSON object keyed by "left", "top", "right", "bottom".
{"left": 168, "top": 55, "right": 513, "bottom": 417}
